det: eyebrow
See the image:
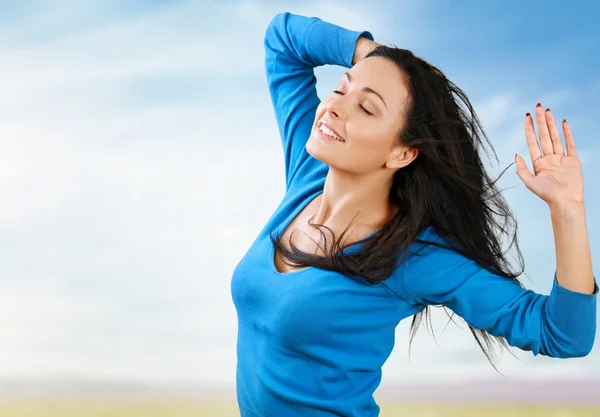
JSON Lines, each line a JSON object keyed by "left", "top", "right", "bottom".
{"left": 344, "top": 71, "right": 387, "bottom": 110}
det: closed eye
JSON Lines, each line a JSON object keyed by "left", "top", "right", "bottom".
{"left": 332, "top": 90, "right": 374, "bottom": 116}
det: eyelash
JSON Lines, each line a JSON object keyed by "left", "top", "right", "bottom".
{"left": 332, "top": 90, "right": 373, "bottom": 116}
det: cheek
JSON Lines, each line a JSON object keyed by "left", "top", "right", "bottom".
{"left": 315, "top": 100, "right": 330, "bottom": 117}
{"left": 355, "top": 134, "right": 382, "bottom": 148}
{"left": 350, "top": 128, "right": 391, "bottom": 152}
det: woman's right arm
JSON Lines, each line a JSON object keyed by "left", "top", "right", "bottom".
{"left": 264, "top": 12, "right": 374, "bottom": 192}
{"left": 353, "top": 36, "right": 382, "bottom": 66}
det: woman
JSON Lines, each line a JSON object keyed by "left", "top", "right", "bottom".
{"left": 230, "top": 12, "right": 597, "bottom": 417}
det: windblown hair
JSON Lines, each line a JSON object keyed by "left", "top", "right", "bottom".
{"left": 270, "top": 45, "right": 524, "bottom": 369}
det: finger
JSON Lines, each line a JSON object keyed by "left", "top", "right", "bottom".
{"left": 563, "top": 119, "right": 577, "bottom": 157}
{"left": 525, "top": 113, "right": 542, "bottom": 162}
{"left": 515, "top": 153, "right": 535, "bottom": 188}
{"left": 535, "top": 103, "right": 554, "bottom": 155}
{"left": 544, "top": 108, "right": 564, "bottom": 155}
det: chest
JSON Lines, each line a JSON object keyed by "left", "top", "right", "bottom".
{"left": 230, "top": 187, "right": 418, "bottom": 349}
{"left": 231, "top": 235, "right": 399, "bottom": 347}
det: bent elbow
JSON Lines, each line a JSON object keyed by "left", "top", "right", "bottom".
{"left": 566, "top": 343, "right": 593, "bottom": 358}
{"left": 264, "top": 12, "right": 288, "bottom": 46}
{"left": 545, "top": 340, "right": 594, "bottom": 358}
{"left": 541, "top": 312, "right": 596, "bottom": 358}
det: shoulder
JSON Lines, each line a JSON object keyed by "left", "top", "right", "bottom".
{"left": 378, "top": 227, "right": 465, "bottom": 302}
{"left": 395, "top": 227, "right": 486, "bottom": 301}
{"left": 403, "top": 226, "right": 473, "bottom": 275}
{"left": 398, "top": 226, "right": 522, "bottom": 308}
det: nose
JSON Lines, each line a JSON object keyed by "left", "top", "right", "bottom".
{"left": 325, "top": 96, "right": 343, "bottom": 120}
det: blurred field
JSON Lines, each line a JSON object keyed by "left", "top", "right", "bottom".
{"left": 0, "top": 401, "right": 598, "bottom": 417}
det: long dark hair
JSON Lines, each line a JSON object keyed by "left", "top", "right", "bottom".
{"left": 270, "top": 45, "right": 524, "bottom": 369}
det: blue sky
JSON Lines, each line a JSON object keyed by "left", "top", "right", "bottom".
{"left": 0, "top": 0, "right": 598, "bottom": 391}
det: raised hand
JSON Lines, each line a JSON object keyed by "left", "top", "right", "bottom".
{"left": 515, "top": 104, "right": 584, "bottom": 208}
{"left": 352, "top": 37, "right": 382, "bottom": 65}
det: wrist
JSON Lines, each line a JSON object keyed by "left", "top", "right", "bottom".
{"left": 549, "top": 200, "right": 586, "bottom": 222}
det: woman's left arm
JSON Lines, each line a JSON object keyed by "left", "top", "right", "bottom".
{"left": 515, "top": 104, "right": 595, "bottom": 294}
{"left": 401, "top": 105, "right": 598, "bottom": 358}
{"left": 401, "top": 240, "right": 598, "bottom": 358}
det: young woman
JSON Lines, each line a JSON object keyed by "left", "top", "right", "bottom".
{"left": 230, "top": 12, "right": 597, "bottom": 417}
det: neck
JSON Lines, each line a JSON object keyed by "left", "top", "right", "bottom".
{"left": 312, "top": 168, "right": 398, "bottom": 234}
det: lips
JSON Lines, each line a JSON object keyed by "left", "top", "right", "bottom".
{"left": 318, "top": 120, "right": 344, "bottom": 141}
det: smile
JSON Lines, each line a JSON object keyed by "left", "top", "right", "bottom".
{"left": 317, "top": 122, "right": 345, "bottom": 142}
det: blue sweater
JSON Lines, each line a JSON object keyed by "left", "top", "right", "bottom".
{"left": 230, "top": 12, "right": 598, "bottom": 417}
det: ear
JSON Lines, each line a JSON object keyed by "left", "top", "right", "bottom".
{"left": 386, "top": 146, "right": 419, "bottom": 170}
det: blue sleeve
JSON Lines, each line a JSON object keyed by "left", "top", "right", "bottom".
{"left": 401, "top": 244, "right": 598, "bottom": 358}
{"left": 264, "top": 12, "right": 374, "bottom": 192}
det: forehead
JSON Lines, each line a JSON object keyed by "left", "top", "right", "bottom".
{"left": 344, "top": 56, "right": 408, "bottom": 112}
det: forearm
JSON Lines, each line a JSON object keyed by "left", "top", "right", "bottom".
{"left": 550, "top": 202, "right": 595, "bottom": 294}
{"left": 265, "top": 12, "right": 374, "bottom": 71}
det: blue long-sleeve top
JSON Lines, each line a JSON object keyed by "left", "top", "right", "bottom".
{"left": 230, "top": 12, "right": 598, "bottom": 417}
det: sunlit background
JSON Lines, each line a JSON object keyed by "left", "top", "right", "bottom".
{"left": 0, "top": 0, "right": 598, "bottom": 415}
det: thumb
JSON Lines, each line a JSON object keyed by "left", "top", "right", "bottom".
{"left": 515, "top": 153, "right": 534, "bottom": 186}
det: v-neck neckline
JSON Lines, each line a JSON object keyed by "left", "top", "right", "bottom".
{"left": 270, "top": 190, "right": 323, "bottom": 276}
{"left": 270, "top": 190, "right": 381, "bottom": 277}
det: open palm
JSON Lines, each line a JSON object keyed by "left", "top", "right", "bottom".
{"left": 515, "top": 104, "right": 584, "bottom": 206}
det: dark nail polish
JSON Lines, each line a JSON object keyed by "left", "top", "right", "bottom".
{"left": 545, "top": 108, "right": 550, "bottom": 112}
{"left": 536, "top": 103, "right": 541, "bottom": 108}
{"left": 563, "top": 119, "right": 567, "bottom": 124}
{"left": 526, "top": 112, "right": 531, "bottom": 118}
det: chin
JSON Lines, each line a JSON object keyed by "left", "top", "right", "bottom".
{"left": 306, "top": 134, "right": 331, "bottom": 161}
{"left": 305, "top": 133, "right": 321, "bottom": 157}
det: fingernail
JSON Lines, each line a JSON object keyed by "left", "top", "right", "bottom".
{"left": 545, "top": 108, "right": 550, "bottom": 112}
{"left": 563, "top": 119, "right": 567, "bottom": 124}
{"left": 526, "top": 112, "right": 531, "bottom": 118}
{"left": 536, "top": 103, "right": 541, "bottom": 108}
